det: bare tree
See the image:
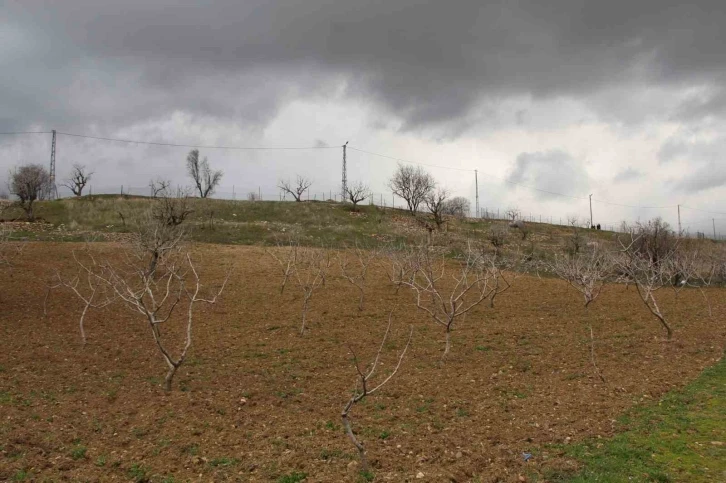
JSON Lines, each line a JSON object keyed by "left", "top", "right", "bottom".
{"left": 62, "top": 164, "right": 93, "bottom": 197}
{"left": 9, "top": 164, "right": 50, "bottom": 220}
{"left": 149, "top": 178, "right": 171, "bottom": 198}
{"left": 186, "top": 149, "right": 223, "bottom": 198}
{"left": 441, "top": 197, "right": 471, "bottom": 218}
{"left": 278, "top": 175, "right": 313, "bottom": 202}
{"left": 425, "top": 187, "right": 449, "bottom": 229}
{"left": 488, "top": 225, "right": 508, "bottom": 253}
{"left": 613, "top": 220, "right": 681, "bottom": 339}
{"left": 345, "top": 181, "right": 370, "bottom": 211}
{"left": 671, "top": 247, "right": 712, "bottom": 317}
{"left": 387, "top": 163, "right": 436, "bottom": 215}
{"left": 550, "top": 249, "right": 612, "bottom": 382}
{"left": 504, "top": 207, "right": 521, "bottom": 221}
{"left": 397, "top": 243, "right": 494, "bottom": 359}
{"left": 54, "top": 246, "right": 115, "bottom": 346}
{"left": 566, "top": 216, "right": 584, "bottom": 255}
{"left": 486, "top": 252, "right": 522, "bottom": 308}
{"left": 381, "top": 243, "right": 416, "bottom": 295}
{"left": 342, "top": 313, "right": 413, "bottom": 474}
{"left": 337, "top": 243, "right": 378, "bottom": 311}
{"left": 0, "top": 226, "right": 23, "bottom": 268}
{"left": 291, "top": 246, "right": 330, "bottom": 334}
{"left": 267, "top": 239, "right": 299, "bottom": 294}
{"left": 94, "top": 217, "right": 229, "bottom": 391}
{"left": 151, "top": 186, "right": 194, "bottom": 227}
{"left": 247, "top": 191, "right": 259, "bottom": 201}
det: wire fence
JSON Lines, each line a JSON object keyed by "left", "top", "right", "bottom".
{"left": 3, "top": 130, "right": 726, "bottom": 242}
{"left": 53, "top": 184, "right": 726, "bottom": 241}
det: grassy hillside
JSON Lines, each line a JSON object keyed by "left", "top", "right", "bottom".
{"left": 0, "top": 195, "right": 619, "bottom": 256}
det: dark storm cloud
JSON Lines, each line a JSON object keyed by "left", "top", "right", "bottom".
{"left": 5, "top": 0, "right": 726, "bottom": 133}
{"left": 507, "top": 150, "right": 590, "bottom": 200}
{"left": 612, "top": 167, "right": 644, "bottom": 183}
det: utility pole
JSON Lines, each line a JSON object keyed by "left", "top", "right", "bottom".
{"left": 589, "top": 194, "right": 593, "bottom": 228}
{"left": 474, "top": 169, "right": 479, "bottom": 218}
{"left": 341, "top": 141, "right": 348, "bottom": 201}
{"left": 713, "top": 218, "right": 716, "bottom": 240}
{"left": 677, "top": 205, "right": 682, "bottom": 236}
{"left": 49, "top": 129, "right": 58, "bottom": 199}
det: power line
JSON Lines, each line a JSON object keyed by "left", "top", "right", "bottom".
{"left": 55, "top": 131, "right": 338, "bottom": 150}
{"left": 1, "top": 131, "right": 720, "bottom": 215}
{"left": 348, "top": 146, "right": 474, "bottom": 172}
{"left": 349, "top": 145, "right": 686, "bottom": 206}
{"left": 591, "top": 198, "right": 675, "bottom": 209}
{"left": 0, "top": 131, "right": 52, "bottom": 135}
{"left": 680, "top": 205, "right": 726, "bottom": 216}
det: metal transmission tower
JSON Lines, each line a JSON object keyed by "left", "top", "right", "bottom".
{"left": 49, "top": 129, "right": 58, "bottom": 200}
{"left": 341, "top": 141, "right": 348, "bottom": 202}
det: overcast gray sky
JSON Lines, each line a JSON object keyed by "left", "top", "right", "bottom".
{"left": 2, "top": 0, "right": 726, "bottom": 233}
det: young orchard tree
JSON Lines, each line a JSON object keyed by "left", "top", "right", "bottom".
{"left": 149, "top": 178, "right": 171, "bottom": 198}
{"left": 342, "top": 313, "right": 413, "bottom": 474}
{"left": 484, "top": 252, "right": 522, "bottom": 309}
{"left": 613, "top": 220, "right": 680, "bottom": 339}
{"left": 278, "top": 175, "right": 313, "bottom": 202}
{"left": 504, "top": 207, "right": 521, "bottom": 221}
{"left": 441, "top": 197, "right": 471, "bottom": 218}
{"left": 397, "top": 243, "right": 495, "bottom": 359}
{"left": 425, "top": 187, "right": 449, "bottom": 229}
{"left": 337, "top": 242, "right": 378, "bottom": 311}
{"left": 291, "top": 246, "right": 330, "bottom": 335}
{"left": 0, "top": 226, "right": 23, "bottom": 268}
{"left": 387, "top": 163, "right": 436, "bottom": 215}
{"left": 488, "top": 225, "right": 508, "bottom": 254}
{"left": 670, "top": 247, "right": 712, "bottom": 317}
{"left": 186, "top": 149, "right": 223, "bottom": 198}
{"left": 9, "top": 163, "right": 50, "bottom": 221}
{"left": 381, "top": 243, "right": 416, "bottom": 295}
{"left": 345, "top": 181, "right": 370, "bottom": 211}
{"left": 97, "top": 215, "right": 228, "bottom": 391}
{"left": 550, "top": 249, "right": 612, "bottom": 382}
{"left": 151, "top": 186, "right": 194, "bottom": 227}
{"left": 267, "top": 238, "right": 299, "bottom": 295}
{"left": 62, "top": 164, "right": 93, "bottom": 197}
{"left": 54, "top": 246, "right": 115, "bottom": 346}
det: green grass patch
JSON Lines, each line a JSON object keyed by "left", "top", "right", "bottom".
{"left": 277, "top": 472, "right": 308, "bottom": 483}
{"left": 550, "top": 357, "right": 726, "bottom": 482}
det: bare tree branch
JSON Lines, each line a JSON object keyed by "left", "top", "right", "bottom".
{"left": 62, "top": 164, "right": 93, "bottom": 197}
{"left": 345, "top": 181, "right": 370, "bottom": 211}
{"left": 278, "top": 175, "right": 313, "bottom": 202}
{"left": 337, "top": 242, "right": 378, "bottom": 311}
{"left": 342, "top": 312, "right": 413, "bottom": 473}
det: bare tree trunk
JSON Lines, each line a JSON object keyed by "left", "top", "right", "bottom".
{"left": 79, "top": 302, "right": 90, "bottom": 346}
{"left": 588, "top": 323, "right": 606, "bottom": 383}
{"left": 342, "top": 410, "right": 367, "bottom": 472}
{"left": 442, "top": 328, "right": 452, "bottom": 360}
{"left": 300, "top": 296, "right": 310, "bottom": 335}
{"left": 43, "top": 286, "right": 52, "bottom": 317}
{"left": 698, "top": 287, "right": 713, "bottom": 318}
{"left": 647, "top": 292, "right": 672, "bottom": 339}
{"left": 164, "top": 364, "right": 178, "bottom": 392}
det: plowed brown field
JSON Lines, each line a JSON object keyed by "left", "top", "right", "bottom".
{"left": 1, "top": 243, "right": 724, "bottom": 482}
